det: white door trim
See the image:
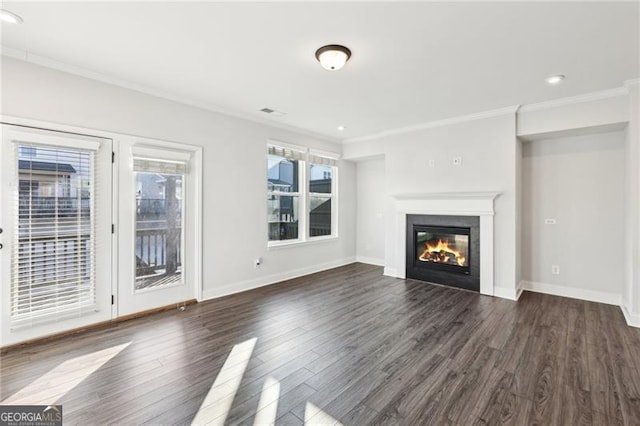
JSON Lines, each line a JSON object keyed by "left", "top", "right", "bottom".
{"left": 116, "top": 136, "right": 202, "bottom": 316}
{"left": 0, "top": 122, "right": 113, "bottom": 346}
{"left": 0, "top": 115, "right": 203, "bottom": 320}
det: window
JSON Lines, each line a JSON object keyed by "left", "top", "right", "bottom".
{"left": 267, "top": 143, "right": 338, "bottom": 245}
{"left": 19, "top": 146, "right": 37, "bottom": 157}
{"left": 12, "top": 143, "right": 97, "bottom": 326}
{"left": 132, "top": 158, "right": 187, "bottom": 292}
{"left": 267, "top": 145, "right": 303, "bottom": 242}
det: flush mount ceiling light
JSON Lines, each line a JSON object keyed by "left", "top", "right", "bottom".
{"left": 315, "top": 45, "right": 351, "bottom": 71}
{"left": 337, "top": 125, "right": 346, "bottom": 131}
{"left": 0, "top": 9, "right": 23, "bottom": 24}
{"left": 545, "top": 74, "right": 565, "bottom": 85}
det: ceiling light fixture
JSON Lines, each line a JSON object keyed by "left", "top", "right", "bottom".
{"left": 315, "top": 45, "right": 351, "bottom": 71}
{"left": 545, "top": 74, "right": 565, "bottom": 85}
{"left": 337, "top": 125, "right": 346, "bottom": 131}
{"left": 0, "top": 9, "right": 23, "bottom": 24}
{"left": 259, "top": 107, "right": 286, "bottom": 117}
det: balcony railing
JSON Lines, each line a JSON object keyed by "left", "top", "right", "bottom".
{"left": 268, "top": 221, "right": 331, "bottom": 240}
{"left": 136, "top": 227, "right": 182, "bottom": 286}
{"left": 18, "top": 195, "right": 90, "bottom": 218}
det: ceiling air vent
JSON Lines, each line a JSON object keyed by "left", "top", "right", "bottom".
{"left": 260, "top": 107, "right": 286, "bottom": 117}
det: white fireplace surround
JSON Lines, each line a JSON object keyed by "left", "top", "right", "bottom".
{"left": 385, "top": 192, "right": 500, "bottom": 296}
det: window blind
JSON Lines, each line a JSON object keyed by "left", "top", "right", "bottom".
{"left": 267, "top": 144, "right": 306, "bottom": 162}
{"left": 309, "top": 151, "right": 339, "bottom": 167}
{"left": 11, "top": 143, "right": 98, "bottom": 328}
{"left": 133, "top": 158, "right": 188, "bottom": 175}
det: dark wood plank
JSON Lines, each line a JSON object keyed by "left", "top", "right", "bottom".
{"left": 492, "top": 387, "right": 533, "bottom": 426}
{"left": 602, "top": 315, "right": 640, "bottom": 425}
{"left": 525, "top": 352, "right": 565, "bottom": 425}
{"left": 0, "top": 263, "right": 637, "bottom": 426}
{"left": 586, "top": 341, "right": 625, "bottom": 425}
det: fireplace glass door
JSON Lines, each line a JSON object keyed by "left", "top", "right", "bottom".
{"left": 414, "top": 226, "right": 470, "bottom": 274}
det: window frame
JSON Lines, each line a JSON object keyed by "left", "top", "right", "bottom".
{"left": 267, "top": 141, "right": 339, "bottom": 248}
{"left": 307, "top": 161, "right": 338, "bottom": 241}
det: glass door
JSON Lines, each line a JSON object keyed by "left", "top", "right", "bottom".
{"left": 134, "top": 172, "right": 184, "bottom": 292}
{"left": 116, "top": 141, "right": 198, "bottom": 316}
{"left": 0, "top": 124, "right": 113, "bottom": 346}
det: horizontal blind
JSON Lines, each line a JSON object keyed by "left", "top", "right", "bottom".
{"left": 309, "top": 151, "right": 339, "bottom": 167}
{"left": 267, "top": 144, "right": 306, "bottom": 162}
{"left": 11, "top": 142, "right": 98, "bottom": 328}
{"left": 133, "top": 158, "right": 188, "bottom": 175}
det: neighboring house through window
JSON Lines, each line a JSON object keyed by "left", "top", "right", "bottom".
{"left": 267, "top": 142, "right": 338, "bottom": 245}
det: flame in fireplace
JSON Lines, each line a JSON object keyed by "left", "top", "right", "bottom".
{"left": 419, "top": 239, "right": 466, "bottom": 266}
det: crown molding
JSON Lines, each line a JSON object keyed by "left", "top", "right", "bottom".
{"left": 342, "top": 105, "right": 520, "bottom": 144}
{"left": 1, "top": 46, "right": 341, "bottom": 145}
{"left": 624, "top": 78, "right": 640, "bottom": 89}
{"left": 518, "top": 86, "right": 628, "bottom": 113}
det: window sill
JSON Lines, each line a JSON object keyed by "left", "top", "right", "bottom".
{"left": 267, "top": 235, "right": 339, "bottom": 250}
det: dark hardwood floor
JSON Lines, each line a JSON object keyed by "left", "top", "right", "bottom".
{"left": 2, "top": 263, "right": 640, "bottom": 425}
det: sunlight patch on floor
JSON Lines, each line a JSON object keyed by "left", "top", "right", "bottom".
{"left": 304, "top": 401, "right": 344, "bottom": 426}
{"left": 191, "top": 337, "right": 257, "bottom": 426}
{"left": 1, "top": 342, "right": 131, "bottom": 406}
{"left": 252, "top": 376, "right": 280, "bottom": 425}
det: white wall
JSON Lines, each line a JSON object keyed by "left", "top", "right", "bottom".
{"left": 344, "top": 112, "right": 519, "bottom": 297}
{"left": 623, "top": 82, "right": 640, "bottom": 325}
{"left": 515, "top": 138, "right": 523, "bottom": 291}
{"left": 355, "top": 158, "right": 386, "bottom": 265}
{"left": 517, "top": 91, "right": 629, "bottom": 138}
{"left": 521, "top": 132, "right": 625, "bottom": 303}
{"left": 0, "top": 57, "right": 357, "bottom": 303}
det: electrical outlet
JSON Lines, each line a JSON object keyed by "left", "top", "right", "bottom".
{"left": 452, "top": 157, "right": 463, "bottom": 166}
{"left": 551, "top": 265, "right": 560, "bottom": 275}
{"left": 545, "top": 218, "right": 557, "bottom": 225}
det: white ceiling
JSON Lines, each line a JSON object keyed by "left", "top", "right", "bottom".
{"left": 1, "top": 2, "right": 639, "bottom": 142}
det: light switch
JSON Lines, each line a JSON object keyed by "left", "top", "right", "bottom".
{"left": 452, "top": 157, "right": 462, "bottom": 166}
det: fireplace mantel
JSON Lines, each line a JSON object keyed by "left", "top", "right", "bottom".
{"left": 392, "top": 191, "right": 501, "bottom": 200}
{"left": 387, "top": 192, "right": 500, "bottom": 296}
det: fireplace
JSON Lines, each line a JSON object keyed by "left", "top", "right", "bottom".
{"left": 406, "top": 215, "right": 480, "bottom": 291}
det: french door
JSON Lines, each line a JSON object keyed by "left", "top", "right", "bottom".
{"left": 0, "top": 125, "right": 113, "bottom": 346}
{"left": 116, "top": 140, "right": 197, "bottom": 316}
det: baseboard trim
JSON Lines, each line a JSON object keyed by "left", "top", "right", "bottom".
{"left": 1, "top": 299, "right": 198, "bottom": 352}
{"left": 202, "top": 257, "right": 357, "bottom": 301}
{"left": 516, "top": 283, "right": 524, "bottom": 300}
{"left": 493, "top": 285, "right": 521, "bottom": 301}
{"left": 521, "top": 280, "right": 621, "bottom": 306}
{"left": 356, "top": 256, "right": 385, "bottom": 267}
{"left": 383, "top": 267, "right": 399, "bottom": 278}
{"left": 622, "top": 305, "right": 640, "bottom": 328}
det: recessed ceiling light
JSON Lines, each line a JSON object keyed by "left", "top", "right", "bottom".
{"left": 259, "top": 107, "right": 286, "bottom": 117}
{"left": 545, "top": 74, "right": 565, "bottom": 85}
{"left": 315, "top": 45, "right": 351, "bottom": 71}
{"left": 0, "top": 9, "right": 23, "bottom": 24}
{"left": 337, "top": 125, "right": 346, "bottom": 131}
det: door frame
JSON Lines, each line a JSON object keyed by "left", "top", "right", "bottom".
{"left": 0, "top": 121, "right": 114, "bottom": 346}
{"left": 0, "top": 116, "right": 203, "bottom": 344}
{"left": 115, "top": 137, "right": 203, "bottom": 316}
